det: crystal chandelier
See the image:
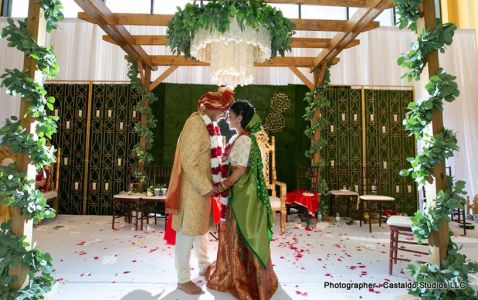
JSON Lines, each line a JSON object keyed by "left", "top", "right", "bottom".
{"left": 190, "top": 18, "right": 271, "bottom": 89}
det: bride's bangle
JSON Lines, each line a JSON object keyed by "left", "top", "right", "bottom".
{"left": 220, "top": 181, "right": 228, "bottom": 190}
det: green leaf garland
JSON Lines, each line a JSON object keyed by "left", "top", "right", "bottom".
{"left": 395, "top": 1, "right": 478, "bottom": 298}
{"left": 126, "top": 59, "right": 158, "bottom": 165}
{"left": 0, "top": 0, "right": 63, "bottom": 297}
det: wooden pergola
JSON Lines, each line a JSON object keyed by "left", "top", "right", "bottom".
{"left": 9, "top": 0, "right": 449, "bottom": 291}
{"left": 75, "top": 0, "right": 394, "bottom": 91}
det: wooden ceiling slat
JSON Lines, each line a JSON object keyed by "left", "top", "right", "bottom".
{"left": 103, "top": 35, "right": 360, "bottom": 49}
{"left": 79, "top": 12, "right": 379, "bottom": 33}
{"left": 146, "top": 55, "right": 339, "bottom": 68}
{"left": 199, "top": 0, "right": 394, "bottom": 8}
{"left": 222, "top": 0, "right": 368, "bottom": 7}
{"left": 290, "top": 18, "right": 379, "bottom": 31}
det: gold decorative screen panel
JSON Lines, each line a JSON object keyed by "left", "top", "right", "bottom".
{"left": 46, "top": 84, "right": 89, "bottom": 215}
{"left": 46, "top": 83, "right": 140, "bottom": 215}
{"left": 321, "top": 87, "right": 417, "bottom": 215}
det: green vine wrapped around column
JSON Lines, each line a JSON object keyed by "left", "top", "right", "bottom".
{"left": 126, "top": 59, "right": 158, "bottom": 165}
{"left": 398, "top": 23, "right": 456, "bottom": 81}
{"left": 303, "top": 66, "right": 331, "bottom": 161}
{"left": 0, "top": 0, "right": 63, "bottom": 298}
{"left": 394, "top": 0, "right": 478, "bottom": 298}
{"left": 303, "top": 66, "right": 331, "bottom": 211}
{"left": 403, "top": 69, "right": 459, "bottom": 137}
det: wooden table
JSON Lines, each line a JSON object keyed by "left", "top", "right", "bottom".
{"left": 359, "top": 195, "right": 396, "bottom": 233}
{"left": 112, "top": 193, "right": 143, "bottom": 230}
{"left": 112, "top": 193, "right": 167, "bottom": 231}
{"left": 329, "top": 190, "right": 359, "bottom": 218}
{"left": 141, "top": 195, "right": 167, "bottom": 226}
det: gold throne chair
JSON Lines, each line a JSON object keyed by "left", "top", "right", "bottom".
{"left": 255, "top": 127, "right": 287, "bottom": 235}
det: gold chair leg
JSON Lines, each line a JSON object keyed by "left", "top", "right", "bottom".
{"left": 54, "top": 197, "right": 59, "bottom": 214}
{"left": 280, "top": 209, "right": 286, "bottom": 235}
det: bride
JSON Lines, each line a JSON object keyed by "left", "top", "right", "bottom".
{"left": 207, "top": 100, "right": 278, "bottom": 300}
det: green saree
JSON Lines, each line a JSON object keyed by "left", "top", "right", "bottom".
{"left": 230, "top": 113, "right": 274, "bottom": 267}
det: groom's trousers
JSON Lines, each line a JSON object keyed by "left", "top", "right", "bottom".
{"left": 175, "top": 228, "right": 211, "bottom": 283}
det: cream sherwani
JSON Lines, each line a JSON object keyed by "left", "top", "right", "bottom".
{"left": 172, "top": 112, "right": 214, "bottom": 283}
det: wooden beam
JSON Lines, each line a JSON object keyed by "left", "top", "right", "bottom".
{"left": 292, "top": 37, "right": 360, "bottom": 49}
{"left": 288, "top": 66, "right": 314, "bottom": 90}
{"left": 294, "top": 18, "right": 379, "bottom": 32}
{"left": 10, "top": 0, "right": 45, "bottom": 289}
{"left": 312, "top": 0, "right": 393, "bottom": 71}
{"left": 202, "top": 0, "right": 394, "bottom": 8}
{"left": 269, "top": 0, "right": 366, "bottom": 6}
{"left": 228, "top": 0, "right": 369, "bottom": 7}
{"left": 75, "top": 0, "right": 156, "bottom": 71}
{"left": 149, "top": 66, "right": 178, "bottom": 91}
{"left": 80, "top": 12, "right": 379, "bottom": 32}
{"left": 317, "top": 62, "right": 328, "bottom": 84}
{"left": 147, "top": 55, "right": 339, "bottom": 68}
{"left": 103, "top": 35, "right": 168, "bottom": 46}
{"left": 419, "top": 0, "right": 449, "bottom": 267}
{"left": 103, "top": 35, "right": 360, "bottom": 49}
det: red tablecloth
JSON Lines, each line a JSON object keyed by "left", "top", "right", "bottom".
{"left": 286, "top": 189, "right": 320, "bottom": 215}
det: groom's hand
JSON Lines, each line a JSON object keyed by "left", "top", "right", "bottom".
{"left": 212, "top": 184, "right": 222, "bottom": 194}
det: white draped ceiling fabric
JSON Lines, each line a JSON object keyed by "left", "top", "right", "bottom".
{"left": 1, "top": 18, "right": 477, "bottom": 199}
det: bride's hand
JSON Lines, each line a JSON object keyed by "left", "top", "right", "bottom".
{"left": 212, "top": 184, "right": 224, "bottom": 194}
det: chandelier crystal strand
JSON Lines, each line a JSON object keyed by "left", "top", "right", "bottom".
{"left": 191, "top": 18, "right": 271, "bottom": 88}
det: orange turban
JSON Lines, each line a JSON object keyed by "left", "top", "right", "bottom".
{"left": 198, "top": 87, "right": 235, "bottom": 111}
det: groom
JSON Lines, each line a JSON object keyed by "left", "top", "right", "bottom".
{"left": 166, "top": 88, "right": 234, "bottom": 295}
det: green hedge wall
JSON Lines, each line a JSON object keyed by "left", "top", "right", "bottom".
{"left": 151, "top": 83, "right": 310, "bottom": 190}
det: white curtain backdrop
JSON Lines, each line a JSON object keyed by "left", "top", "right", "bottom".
{"left": 1, "top": 18, "right": 477, "bottom": 197}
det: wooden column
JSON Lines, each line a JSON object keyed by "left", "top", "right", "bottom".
{"left": 139, "top": 65, "right": 151, "bottom": 152}
{"left": 311, "top": 63, "right": 328, "bottom": 165}
{"left": 137, "top": 63, "right": 151, "bottom": 191}
{"left": 418, "top": 0, "right": 449, "bottom": 267}
{"left": 10, "top": 0, "right": 46, "bottom": 289}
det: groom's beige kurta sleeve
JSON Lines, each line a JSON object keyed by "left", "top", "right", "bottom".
{"left": 172, "top": 112, "right": 214, "bottom": 236}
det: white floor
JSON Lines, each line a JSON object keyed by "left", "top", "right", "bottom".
{"left": 34, "top": 215, "right": 478, "bottom": 300}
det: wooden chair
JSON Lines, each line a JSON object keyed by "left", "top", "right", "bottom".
{"left": 358, "top": 168, "right": 396, "bottom": 233}
{"left": 255, "top": 127, "right": 287, "bottom": 235}
{"left": 327, "top": 167, "right": 361, "bottom": 219}
{"left": 387, "top": 216, "right": 428, "bottom": 275}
